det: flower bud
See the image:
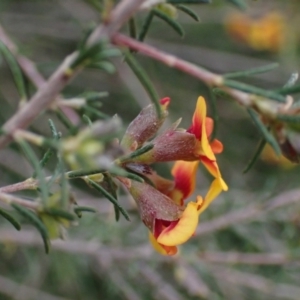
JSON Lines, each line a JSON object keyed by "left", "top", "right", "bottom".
{"left": 126, "top": 120, "right": 198, "bottom": 164}
{"left": 128, "top": 181, "right": 183, "bottom": 231}
{"left": 121, "top": 98, "right": 170, "bottom": 152}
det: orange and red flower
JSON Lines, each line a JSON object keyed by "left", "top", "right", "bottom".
{"left": 128, "top": 96, "right": 227, "bottom": 192}
{"left": 120, "top": 96, "right": 228, "bottom": 255}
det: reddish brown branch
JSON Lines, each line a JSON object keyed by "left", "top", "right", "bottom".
{"left": 112, "top": 33, "right": 252, "bottom": 106}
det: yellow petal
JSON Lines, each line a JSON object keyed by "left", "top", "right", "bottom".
{"left": 201, "top": 157, "right": 228, "bottom": 191}
{"left": 197, "top": 97, "right": 215, "bottom": 161}
{"left": 157, "top": 202, "right": 199, "bottom": 246}
{"left": 198, "top": 178, "right": 224, "bottom": 215}
{"left": 149, "top": 232, "right": 177, "bottom": 255}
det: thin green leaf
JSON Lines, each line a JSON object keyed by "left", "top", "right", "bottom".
{"left": 277, "top": 114, "right": 300, "bottom": 124}
{"left": 103, "top": 173, "right": 120, "bottom": 221}
{"left": 224, "top": 63, "right": 279, "bottom": 79}
{"left": 0, "top": 41, "right": 27, "bottom": 102}
{"left": 11, "top": 203, "right": 50, "bottom": 253}
{"left": 224, "top": 79, "right": 286, "bottom": 103}
{"left": 67, "top": 169, "right": 104, "bottom": 179}
{"left": 243, "top": 139, "right": 266, "bottom": 173}
{"left": 123, "top": 51, "right": 161, "bottom": 118}
{"left": 34, "top": 149, "right": 54, "bottom": 177}
{"left": 48, "top": 119, "right": 60, "bottom": 139}
{"left": 153, "top": 8, "right": 185, "bottom": 37}
{"left": 58, "top": 157, "right": 69, "bottom": 209}
{"left": 83, "top": 91, "right": 109, "bottom": 102}
{"left": 175, "top": 5, "right": 200, "bottom": 21}
{"left": 70, "top": 42, "right": 104, "bottom": 69}
{"left": 83, "top": 114, "right": 93, "bottom": 127}
{"left": 44, "top": 208, "right": 75, "bottom": 221}
{"left": 18, "top": 140, "right": 48, "bottom": 204}
{"left": 247, "top": 109, "right": 281, "bottom": 155}
{"left": 119, "top": 144, "right": 154, "bottom": 162}
{"left": 74, "top": 206, "right": 97, "bottom": 218}
{"left": 32, "top": 119, "right": 61, "bottom": 178}
{"left": 84, "top": 105, "right": 109, "bottom": 119}
{"left": 90, "top": 61, "right": 116, "bottom": 74}
{"left": 86, "top": 178, "right": 130, "bottom": 221}
{"left": 0, "top": 207, "right": 21, "bottom": 230}
{"left": 138, "top": 12, "right": 154, "bottom": 41}
{"left": 56, "top": 109, "right": 78, "bottom": 135}
{"left": 276, "top": 84, "right": 300, "bottom": 95}
{"left": 94, "top": 48, "right": 122, "bottom": 60}
{"left": 128, "top": 18, "right": 137, "bottom": 39}
{"left": 225, "top": 0, "right": 247, "bottom": 10}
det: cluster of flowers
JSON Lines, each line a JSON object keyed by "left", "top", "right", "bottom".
{"left": 118, "top": 97, "right": 228, "bottom": 255}
{"left": 225, "top": 12, "right": 286, "bottom": 53}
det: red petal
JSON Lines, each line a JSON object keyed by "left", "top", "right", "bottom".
{"left": 210, "top": 139, "right": 223, "bottom": 154}
{"left": 170, "top": 161, "right": 199, "bottom": 205}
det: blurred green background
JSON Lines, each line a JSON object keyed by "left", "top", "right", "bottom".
{"left": 1, "top": 0, "right": 300, "bottom": 299}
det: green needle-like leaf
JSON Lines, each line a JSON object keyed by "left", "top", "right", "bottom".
{"left": 128, "top": 17, "right": 137, "bottom": 39}
{"left": 18, "top": 140, "right": 48, "bottom": 204}
{"left": 104, "top": 173, "right": 120, "bottom": 221}
{"left": 224, "top": 63, "right": 279, "bottom": 79}
{"left": 224, "top": 79, "right": 286, "bottom": 103}
{"left": 277, "top": 114, "right": 300, "bottom": 124}
{"left": 83, "top": 91, "right": 109, "bottom": 102}
{"left": 90, "top": 61, "right": 116, "bottom": 74}
{"left": 153, "top": 9, "right": 185, "bottom": 37}
{"left": 11, "top": 203, "right": 50, "bottom": 253}
{"left": 276, "top": 84, "right": 300, "bottom": 95}
{"left": 247, "top": 109, "right": 281, "bottom": 156}
{"left": 87, "top": 178, "right": 130, "bottom": 221}
{"left": 0, "top": 207, "right": 21, "bottom": 230}
{"left": 74, "top": 206, "right": 97, "bottom": 218}
{"left": 138, "top": 12, "right": 154, "bottom": 42}
{"left": 175, "top": 5, "right": 200, "bottom": 21}
{"left": 56, "top": 109, "right": 78, "bottom": 135}
{"left": 0, "top": 41, "right": 27, "bottom": 102}
{"left": 84, "top": 105, "right": 109, "bottom": 119}
{"left": 82, "top": 114, "right": 93, "bottom": 127}
{"left": 124, "top": 51, "right": 161, "bottom": 119}
{"left": 44, "top": 208, "right": 75, "bottom": 221}
{"left": 243, "top": 139, "right": 266, "bottom": 173}
{"left": 118, "top": 144, "right": 154, "bottom": 163}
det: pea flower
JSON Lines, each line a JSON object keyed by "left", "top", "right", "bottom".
{"left": 225, "top": 12, "right": 286, "bottom": 52}
{"left": 126, "top": 97, "right": 227, "bottom": 192}
{"left": 119, "top": 96, "right": 228, "bottom": 255}
{"left": 124, "top": 160, "right": 223, "bottom": 255}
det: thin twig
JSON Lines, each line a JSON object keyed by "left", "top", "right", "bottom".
{"left": 199, "top": 251, "right": 299, "bottom": 265}
{"left": 112, "top": 33, "right": 258, "bottom": 106}
{"left": 0, "top": 192, "right": 39, "bottom": 210}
